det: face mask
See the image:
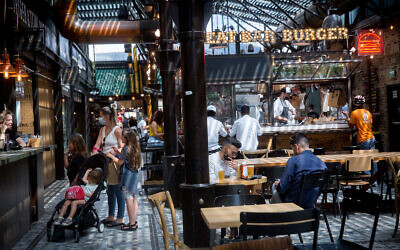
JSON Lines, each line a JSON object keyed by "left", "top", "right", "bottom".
{"left": 98, "top": 117, "right": 106, "bottom": 126}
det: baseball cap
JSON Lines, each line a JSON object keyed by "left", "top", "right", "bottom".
{"left": 207, "top": 105, "right": 217, "bottom": 113}
{"left": 281, "top": 87, "right": 291, "bottom": 94}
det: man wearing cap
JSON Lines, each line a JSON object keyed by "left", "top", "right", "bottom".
{"left": 230, "top": 105, "right": 262, "bottom": 151}
{"left": 274, "top": 87, "right": 296, "bottom": 124}
{"left": 207, "top": 105, "right": 228, "bottom": 154}
{"left": 342, "top": 95, "right": 377, "bottom": 173}
{"left": 271, "top": 133, "right": 327, "bottom": 209}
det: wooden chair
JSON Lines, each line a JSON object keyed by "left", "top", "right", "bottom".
{"left": 387, "top": 156, "right": 400, "bottom": 238}
{"left": 212, "top": 236, "right": 293, "bottom": 250}
{"left": 339, "top": 156, "right": 372, "bottom": 188}
{"left": 242, "top": 149, "right": 269, "bottom": 159}
{"left": 148, "top": 191, "right": 189, "bottom": 250}
{"left": 239, "top": 208, "right": 320, "bottom": 250}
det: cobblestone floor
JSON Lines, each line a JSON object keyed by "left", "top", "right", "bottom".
{"left": 12, "top": 179, "right": 400, "bottom": 250}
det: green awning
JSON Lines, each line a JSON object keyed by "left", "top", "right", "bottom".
{"left": 96, "top": 68, "right": 131, "bottom": 96}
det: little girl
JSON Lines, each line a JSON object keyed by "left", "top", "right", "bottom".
{"left": 106, "top": 129, "right": 141, "bottom": 231}
{"left": 54, "top": 168, "right": 103, "bottom": 226}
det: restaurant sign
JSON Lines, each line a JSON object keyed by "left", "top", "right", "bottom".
{"left": 357, "top": 29, "right": 384, "bottom": 56}
{"left": 205, "top": 27, "right": 349, "bottom": 44}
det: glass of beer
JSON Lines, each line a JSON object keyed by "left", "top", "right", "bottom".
{"left": 218, "top": 170, "right": 225, "bottom": 181}
{"left": 247, "top": 165, "right": 254, "bottom": 178}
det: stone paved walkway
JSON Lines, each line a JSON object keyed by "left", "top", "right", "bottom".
{"left": 12, "top": 179, "right": 400, "bottom": 250}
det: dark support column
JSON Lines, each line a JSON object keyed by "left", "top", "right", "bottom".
{"left": 179, "top": 0, "right": 215, "bottom": 247}
{"left": 54, "top": 67, "right": 65, "bottom": 180}
{"left": 69, "top": 87, "right": 75, "bottom": 135}
{"left": 32, "top": 66, "right": 40, "bottom": 135}
{"left": 159, "top": 0, "right": 183, "bottom": 206}
{"left": 1, "top": 78, "right": 16, "bottom": 113}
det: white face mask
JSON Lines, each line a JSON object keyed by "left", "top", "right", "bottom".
{"left": 98, "top": 117, "right": 106, "bottom": 126}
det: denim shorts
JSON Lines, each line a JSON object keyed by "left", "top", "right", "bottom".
{"left": 122, "top": 186, "right": 135, "bottom": 199}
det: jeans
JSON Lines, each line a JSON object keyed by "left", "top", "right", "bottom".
{"left": 107, "top": 184, "right": 125, "bottom": 219}
{"left": 270, "top": 184, "right": 283, "bottom": 204}
{"left": 357, "top": 137, "right": 377, "bottom": 175}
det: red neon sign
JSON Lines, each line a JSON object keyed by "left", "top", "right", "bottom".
{"left": 357, "top": 29, "right": 384, "bottom": 56}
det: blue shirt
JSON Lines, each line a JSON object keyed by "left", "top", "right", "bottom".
{"left": 277, "top": 150, "right": 327, "bottom": 209}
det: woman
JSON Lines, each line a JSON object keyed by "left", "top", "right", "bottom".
{"left": 147, "top": 110, "right": 164, "bottom": 146}
{"left": 106, "top": 129, "right": 141, "bottom": 231}
{"left": 93, "top": 106, "right": 125, "bottom": 227}
{"left": 0, "top": 109, "right": 26, "bottom": 147}
{"left": 64, "top": 134, "right": 88, "bottom": 186}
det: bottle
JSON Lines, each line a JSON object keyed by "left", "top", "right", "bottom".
{"left": 240, "top": 161, "right": 248, "bottom": 179}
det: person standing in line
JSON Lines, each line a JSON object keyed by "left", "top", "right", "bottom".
{"left": 230, "top": 105, "right": 262, "bottom": 151}
{"left": 207, "top": 105, "right": 228, "bottom": 154}
{"left": 342, "top": 95, "right": 377, "bottom": 174}
{"left": 273, "top": 87, "right": 296, "bottom": 124}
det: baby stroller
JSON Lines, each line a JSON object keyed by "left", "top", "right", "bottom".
{"left": 47, "top": 154, "right": 108, "bottom": 243}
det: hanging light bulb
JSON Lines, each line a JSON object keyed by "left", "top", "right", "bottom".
{"left": 10, "top": 57, "right": 28, "bottom": 81}
{"left": 0, "top": 49, "right": 16, "bottom": 78}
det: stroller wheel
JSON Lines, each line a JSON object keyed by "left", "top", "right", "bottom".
{"left": 98, "top": 222, "right": 105, "bottom": 233}
{"left": 75, "top": 231, "right": 80, "bottom": 243}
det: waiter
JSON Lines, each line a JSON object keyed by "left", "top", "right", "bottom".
{"left": 274, "top": 87, "right": 296, "bottom": 124}
{"left": 207, "top": 105, "right": 227, "bottom": 154}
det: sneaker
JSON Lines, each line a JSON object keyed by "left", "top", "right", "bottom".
{"left": 54, "top": 217, "right": 64, "bottom": 226}
{"left": 61, "top": 217, "right": 73, "bottom": 226}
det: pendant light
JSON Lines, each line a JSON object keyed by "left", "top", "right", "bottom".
{"left": 10, "top": 56, "right": 28, "bottom": 82}
{"left": 0, "top": 49, "right": 16, "bottom": 79}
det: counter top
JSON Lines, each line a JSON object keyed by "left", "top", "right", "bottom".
{"left": 0, "top": 145, "right": 56, "bottom": 166}
{"left": 261, "top": 123, "right": 354, "bottom": 134}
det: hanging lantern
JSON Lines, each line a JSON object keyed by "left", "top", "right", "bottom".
{"left": 10, "top": 57, "right": 29, "bottom": 81}
{"left": 0, "top": 49, "right": 16, "bottom": 79}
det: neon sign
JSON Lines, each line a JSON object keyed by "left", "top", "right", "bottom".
{"left": 357, "top": 29, "right": 384, "bottom": 56}
{"left": 205, "top": 27, "right": 349, "bottom": 44}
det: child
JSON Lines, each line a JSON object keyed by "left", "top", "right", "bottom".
{"left": 106, "top": 129, "right": 141, "bottom": 231}
{"left": 64, "top": 134, "right": 89, "bottom": 186}
{"left": 54, "top": 168, "right": 103, "bottom": 226}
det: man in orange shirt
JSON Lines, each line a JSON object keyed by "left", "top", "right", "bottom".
{"left": 343, "top": 95, "right": 376, "bottom": 173}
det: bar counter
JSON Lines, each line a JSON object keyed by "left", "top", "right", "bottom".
{"left": 259, "top": 122, "right": 355, "bottom": 151}
{"left": 0, "top": 147, "right": 52, "bottom": 249}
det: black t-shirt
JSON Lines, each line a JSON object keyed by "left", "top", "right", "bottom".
{"left": 67, "top": 154, "right": 86, "bottom": 184}
{"left": 6, "top": 129, "right": 19, "bottom": 142}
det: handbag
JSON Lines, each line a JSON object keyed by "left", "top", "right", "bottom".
{"left": 65, "top": 186, "right": 85, "bottom": 200}
{"left": 106, "top": 160, "right": 121, "bottom": 185}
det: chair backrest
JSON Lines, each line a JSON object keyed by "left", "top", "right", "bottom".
{"left": 388, "top": 157, "right": 400, "bottom": 198}
{"left": 298, "top": 170, "right": 329, "bottom": 207}
{"left": 214, "top": 194, "right": 266, "bottom": 207}
{"left": 215, "top": 185, "right": 247, "bottom": 197}
{"left": 347, "top": 156, "right": 372, "bottom": 172}
{"left": 212, "top": 236, "right": 293, "bottom": 250}
{"left": 240, "top": 208, "right": 319, "bottom": 249}
{"left": 242, "top": 149, "right": 269, "bottom": 159}
{"left": 352, "top": 149, "right": 379, "bottom": 154}
{"left": 268, "top": 149, "right": 289, "bottom": 157}
{"left": 148, "top": 191, "right": 188, "bottom": 250}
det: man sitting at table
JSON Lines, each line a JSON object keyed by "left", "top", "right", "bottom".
{"left": 271, "top": 133, "right": 327, "bottom": 209}
{"left": 209, "top": 137, "right": 241, "bottom": 183}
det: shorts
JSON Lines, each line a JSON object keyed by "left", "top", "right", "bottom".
{"left": 122, "top": 186, "right": 135, "bottom": 199}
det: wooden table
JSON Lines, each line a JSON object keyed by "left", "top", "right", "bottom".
{"left": 201, "top": 203, "right": 303, "bottom": 229}
{"left": 215, "top": 176, "right": 267, "bottom": 186}
{"left": 237, "top": 152, "right": 400, "bottom": 168}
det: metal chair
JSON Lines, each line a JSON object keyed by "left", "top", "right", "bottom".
{"left": 322, "top": 162, "right": 342, "bottom": 218}
{"left": 242, "top": 149, "right": 269, "bottom": 159}
{"left": 212, "top": 236, "right": 293, "bottom": 250}
{"left": 388, "top": 156, "right": 400, "bottom": 238}
{"left": 239, "top": 208, "right": 320, "bottom": 250}
{"left": 148, "top": 191, "right": 189, "bottom": 250}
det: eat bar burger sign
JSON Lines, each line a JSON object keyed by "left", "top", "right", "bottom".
{"left": 357, "top": 29, "right": 384, "bottom": 56}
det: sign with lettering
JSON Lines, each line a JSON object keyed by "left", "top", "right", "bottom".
{"left": 357, "top": 29, "right": 384, "bottom": 56}
{"left": 205, "top": 27, "right": 349, "bottom": 44}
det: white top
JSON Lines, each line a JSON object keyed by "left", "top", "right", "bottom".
{"left": 81, "top": 184, "right": 98, "bottom": 201}
{"left": 273, "top": 98, "right": 296, "bottom": 119}
{"left": 102, "top": 126, "right": 119, "bottom": 153}
{"left": 230, "top": 115, "right": 262, "bottom": 151}
{"left": 207, "top": 117, "right": 227, "bottom": 151}
{"left": 208, "top": 152, "right": 236, "bottom": 182}
{"left": 137, "top": 119, "right": 147, "bottom": 137}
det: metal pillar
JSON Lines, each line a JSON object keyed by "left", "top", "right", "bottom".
{"left": 159, "top": 0, "right": 183, "bottom": 206}
{"left": 179, "top": 0, "right": 215, "bottom": 247}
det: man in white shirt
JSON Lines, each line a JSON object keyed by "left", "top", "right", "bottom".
{"left": 274, "top": 87, "right": 296, "bottom": 124}
{"left": 230, "top": 105, "right": 263, "bottom": 151}
{"left": 137, "top": 115, "right": 149, "bottom": 138}
{"left": 209, "top": 137, "right": 241, "bottom": 182}
{"left": 207, "top": 105, "right": 228, "bottom": 153}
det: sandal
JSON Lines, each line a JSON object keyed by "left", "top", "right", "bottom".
{"left": 106, "top": 221, "right": 124, "bottom": 227}
{"left": 101, "top": 218, "right": 114, "bottom": 224}
{"left": 121, "top": 222, "right": 138, "bottom": 231}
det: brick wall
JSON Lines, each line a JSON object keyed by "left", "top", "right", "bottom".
{"left": 352, "top": 18, "right": 400, "bottom": 151}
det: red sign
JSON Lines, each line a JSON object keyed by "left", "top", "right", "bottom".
{"left": 357, "top": 29, "right": 384, "bottom": 56}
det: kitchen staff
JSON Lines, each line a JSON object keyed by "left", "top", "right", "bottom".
{"left": 274, "top": 87, "right": 296, "bottom": 124}
{"left": 206, "top": 105, "right": 227, "bottom": 154}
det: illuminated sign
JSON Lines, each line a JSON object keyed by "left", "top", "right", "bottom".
{"left": 357, "top": 29, "right": 384, "bottom": 56}
{"left": 205, "top": 27, "right": 349, "bottom": 44}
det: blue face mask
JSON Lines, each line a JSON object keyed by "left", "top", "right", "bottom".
{"left": 98, "top": 117, "right": 106, "bottom": 126}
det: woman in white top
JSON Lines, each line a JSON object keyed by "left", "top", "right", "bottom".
{"left": 93, "top": 106, "right": 125, "bottom": 227}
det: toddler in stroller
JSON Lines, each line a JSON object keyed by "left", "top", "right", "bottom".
{"left": 47, "top": 154, "right": 108, "bottom": 242}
